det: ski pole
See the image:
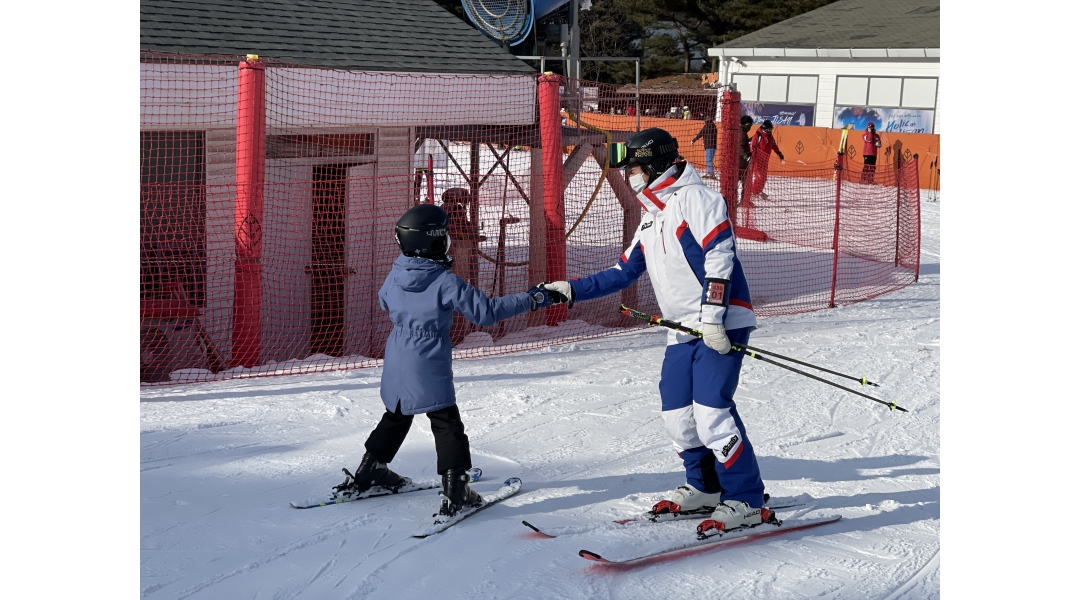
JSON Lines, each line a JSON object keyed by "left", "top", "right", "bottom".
{"left": 618, "top": 305, "right": 907, "bottom": 412}
{"left": 618, "top": 304, "right": 878, "bottom": 386}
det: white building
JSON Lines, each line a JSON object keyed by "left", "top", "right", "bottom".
{"left": 708, "top": 0, "right": 940, "bottom": 134}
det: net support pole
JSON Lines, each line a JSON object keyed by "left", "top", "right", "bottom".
{"left": 232, "top": 57, "right": 265, "bottom": 368}
{"left": 830, "top": 157, "right": 843, "bottom": 308}
{"left": 719, "top": 89, "right": 741, "bottom": 225}
{"left": 538, "top": 74, "right": 566, "bottom": 325}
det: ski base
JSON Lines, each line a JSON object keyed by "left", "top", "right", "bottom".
{"left": 412, "top": 477, "right": 522, "bottom": 538}
{"left": 578, "top": 515, "right": 842, "bottom": 565}
{"left": 290, "top": 478, "right": 441, "bottom": 509}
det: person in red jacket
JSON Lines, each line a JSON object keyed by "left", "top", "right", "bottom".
{"left": 861, "top": 123, "right": 882, "bottom": 184}
{"left": 746, "top": 120, "right": 784, "bottom": 200}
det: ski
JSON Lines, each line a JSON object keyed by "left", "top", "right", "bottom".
{"left": 578, "top": 515, "right": 842, "bottom": 565}
{"left": 412, "top": 477, "right": 522, "bottom": 538}
{"left": 290, "top": 478, "right": 441, "bottom": 509}
{"left": 522, "top": 494, "right": 810, "bottom": 538}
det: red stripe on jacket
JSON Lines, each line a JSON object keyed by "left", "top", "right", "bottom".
{"left": 642, "top": 188, "right": 666, "bottom": 210}
{"left": 701, "top": 221, "right": 731, "bottom": 249}
{"left": 729, "top": 298, "right": 753, "bottom": 311}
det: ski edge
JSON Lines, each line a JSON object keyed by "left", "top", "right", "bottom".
{"left": 578, "top": 515, "right": 843, "bottom": 565}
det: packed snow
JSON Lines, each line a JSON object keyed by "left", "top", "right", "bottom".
{"left": 140, "top": 199, "right": 940, "bottom": 599}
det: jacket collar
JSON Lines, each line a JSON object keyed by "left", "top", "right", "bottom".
{"left": 634, "top": 162, "right": 704, "bottom": 216}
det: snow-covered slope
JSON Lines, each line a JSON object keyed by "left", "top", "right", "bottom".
{"left": 140, "top": 200, "right": 940, "bottom": 599}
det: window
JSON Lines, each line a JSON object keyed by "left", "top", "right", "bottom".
{"left": 732, "top": 74, "right": 758, "bottom": 101}
{"left": 901, "top": 79, "right": 938, "bottom": 108}
{"left": 787, "top": 76, "right": 818, "bottom": 103}
{"left": 835, "top": 76, "right": 938, "bottom": 110}
{"left": 835, "top": 77, "right": 869, "bottom": 105}
{"left": 732, "top": 74, "right": 818, "bottom": 104}
{"left": 868, "top": 78, "right": 902, "bottom": 106}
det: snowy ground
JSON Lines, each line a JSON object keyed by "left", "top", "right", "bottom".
{"left": 139, "top": 199, "right": 940, "bottom": 599}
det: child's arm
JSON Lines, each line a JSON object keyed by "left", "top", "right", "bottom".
{"left": 442, "top": 274, "right": 533, "bottom": 327}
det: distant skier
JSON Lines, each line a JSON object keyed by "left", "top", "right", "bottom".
{"left": 861, "top": 122, "right": 882, "bottom": 184}
{"left": 691, "top": 114, "right": 718, "bottom": 179}
{"left": 739, "top": 115, "right": 754, "bottom": 191}
{"left": 746, "top": 119, "right": 784, "bottom": 201}
{"left": 538, "top": 127, "right": 769, "bottom": 534}
{"left": 331, "top": 204, "right": 553, "bottom": 517}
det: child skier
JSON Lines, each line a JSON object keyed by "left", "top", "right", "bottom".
{"left": 330, "top": 204, "right": 552, "bottom": 517}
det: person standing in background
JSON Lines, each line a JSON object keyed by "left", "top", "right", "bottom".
{"left": 747, "top": 120, "right": 784, "bottom": 201}
{"left": 861, "top": 123, "right": 882, "bottom": 184}
{"left": 691, "top": 115, "right": 719, "bottom": 179}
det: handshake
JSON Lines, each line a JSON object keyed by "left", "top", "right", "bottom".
{"left": 526, "top": 281, "right": 575, "bottom": 311}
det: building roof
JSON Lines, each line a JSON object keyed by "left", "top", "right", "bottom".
{"left": 141, "top": 0, "right": 536, "bottom": 75}
{"left": 719, "top": 0, "right": 939, "bottom": 49}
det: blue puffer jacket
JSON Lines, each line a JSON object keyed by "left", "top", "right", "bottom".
{"left": 378, "top": 255, "right": 533, "bottom": 415}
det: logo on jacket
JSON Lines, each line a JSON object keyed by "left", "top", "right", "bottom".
{"left": 721, "top": 434, "right": 739, "bottom": 457}
{"left": 640, "top": 221, "right": 653, "bottom": 231}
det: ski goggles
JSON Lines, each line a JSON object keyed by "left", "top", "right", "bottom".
{"left": 609, "top": 142, "right": 628, "bottom": 169}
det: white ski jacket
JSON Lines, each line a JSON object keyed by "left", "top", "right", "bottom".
{"left": 570, "top": 162, "right": 756, "bottom": 345}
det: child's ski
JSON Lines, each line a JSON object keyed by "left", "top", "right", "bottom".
{"left": 290, "top": 478, "right": 440, "bottom": 509}
{"left": 412, "top": 477, "right": 522, "bottom": 538}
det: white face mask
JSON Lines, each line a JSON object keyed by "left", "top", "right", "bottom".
{"left": 629, "top": 172, "right": 648, "bottom": 193}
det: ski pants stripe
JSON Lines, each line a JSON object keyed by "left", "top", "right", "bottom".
{"left": 658, "top": 329, "right": 765, "bottom": 507}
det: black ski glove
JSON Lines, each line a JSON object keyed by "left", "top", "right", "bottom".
{"left": 527, "top": 286, "right": 553, "bottom": 311}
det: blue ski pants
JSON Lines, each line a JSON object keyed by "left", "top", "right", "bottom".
{"left": 658, "top": 328, "right": 765, "bottom": 507}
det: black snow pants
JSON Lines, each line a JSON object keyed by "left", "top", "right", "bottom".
{"left": 364, "top": 403, "right": 472, "bottom": 475}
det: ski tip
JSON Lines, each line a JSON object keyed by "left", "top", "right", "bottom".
{"left": 504, "top": 476, "right": 522, "bottom": 487}
{"left": 579, "top": 549, "right": 609, "bottom": 562}
{"left": 521, "top": 521, "right": 556, "bottom": 538}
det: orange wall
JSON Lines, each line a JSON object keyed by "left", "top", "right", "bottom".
{"left": 574, "top": 113, "right": 940, "bottom": 190}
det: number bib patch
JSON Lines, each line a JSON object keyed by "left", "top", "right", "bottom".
{"left": 704, "top": 278, "right": 730, "bottom": 307}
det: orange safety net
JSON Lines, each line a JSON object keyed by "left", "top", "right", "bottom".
{"left": 140, "top": 58, "right": 919, "bottom": 385}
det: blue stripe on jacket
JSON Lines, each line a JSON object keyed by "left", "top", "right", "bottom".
{"left": 571, "top": 243, "right": 647, "bottom": 301}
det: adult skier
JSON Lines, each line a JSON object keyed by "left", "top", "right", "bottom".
{"left": 861, "top": 122, "right": 882, "bottom": 184}
{"left": 746, "top": 119, "right": 784, "bottom": 201}
{"left": 332, "top": 204, "right": 552, "bottom": 517}
{"left": 539, "top": 127, "right": 768, "bottom": 533}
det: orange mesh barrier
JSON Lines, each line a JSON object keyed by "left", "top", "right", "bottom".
{"left": 140, "top": 58, "right": 919, "bottom": 384}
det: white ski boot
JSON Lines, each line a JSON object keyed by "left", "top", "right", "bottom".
{"left": 696, "top": 500, "right": 773, "bottom": 537}
{"left": 650, "top": 484, "right": 721, "bottom": 516}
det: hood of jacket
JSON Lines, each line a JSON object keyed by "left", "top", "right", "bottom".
{"left": 388, "top": 254, "right": 446, "bottom": 293}
{"left": 634, "top": 161, "right": 706, "bottom": 217}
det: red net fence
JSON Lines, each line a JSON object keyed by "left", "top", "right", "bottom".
{"left": 141, "top": 55, "right": 920, "bottom": 385}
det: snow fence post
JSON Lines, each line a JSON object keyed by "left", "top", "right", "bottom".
{"left": 538, "top": 73, "right": 566, "bottom": 326}
{"left": 232, "top": 55, "right": 265, "bottom": 368}
{"left": 830, "top": 151, "right": 843, "bottom": 309}
{"left": 719, "top": 89, "right": 741, "bottom": 227}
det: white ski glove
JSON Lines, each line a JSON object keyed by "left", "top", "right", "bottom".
{"left": 701, "top": 323, "right": 731, "bottom": 354}
{"left": 539, "top": 281, "right": 575, "bottom": 308}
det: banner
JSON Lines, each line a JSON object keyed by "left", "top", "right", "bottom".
{"left": 741, "top": 103, "right": 815, "bottom": 127}
{"left": 833, "top": 106, "right": 935, "bottom": 134}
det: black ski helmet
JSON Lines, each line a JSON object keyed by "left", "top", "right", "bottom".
{"left": 761, "top": 119, "right": 774, "bottom": 130}
{"left": 611, "top": 127, "right": 680, "bottom": 182}
{"left": 740, "top": 115, "right": 754, "bottom": 128}
{"left": 394, "top": 204, "right": 451, "bottom": 263}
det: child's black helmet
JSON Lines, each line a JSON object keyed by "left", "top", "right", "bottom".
{"left": 395, "top": 204, "right": 450, "bottom": 261}
{"left": 610, "top": 127, "right": 680, "bottom": 182}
